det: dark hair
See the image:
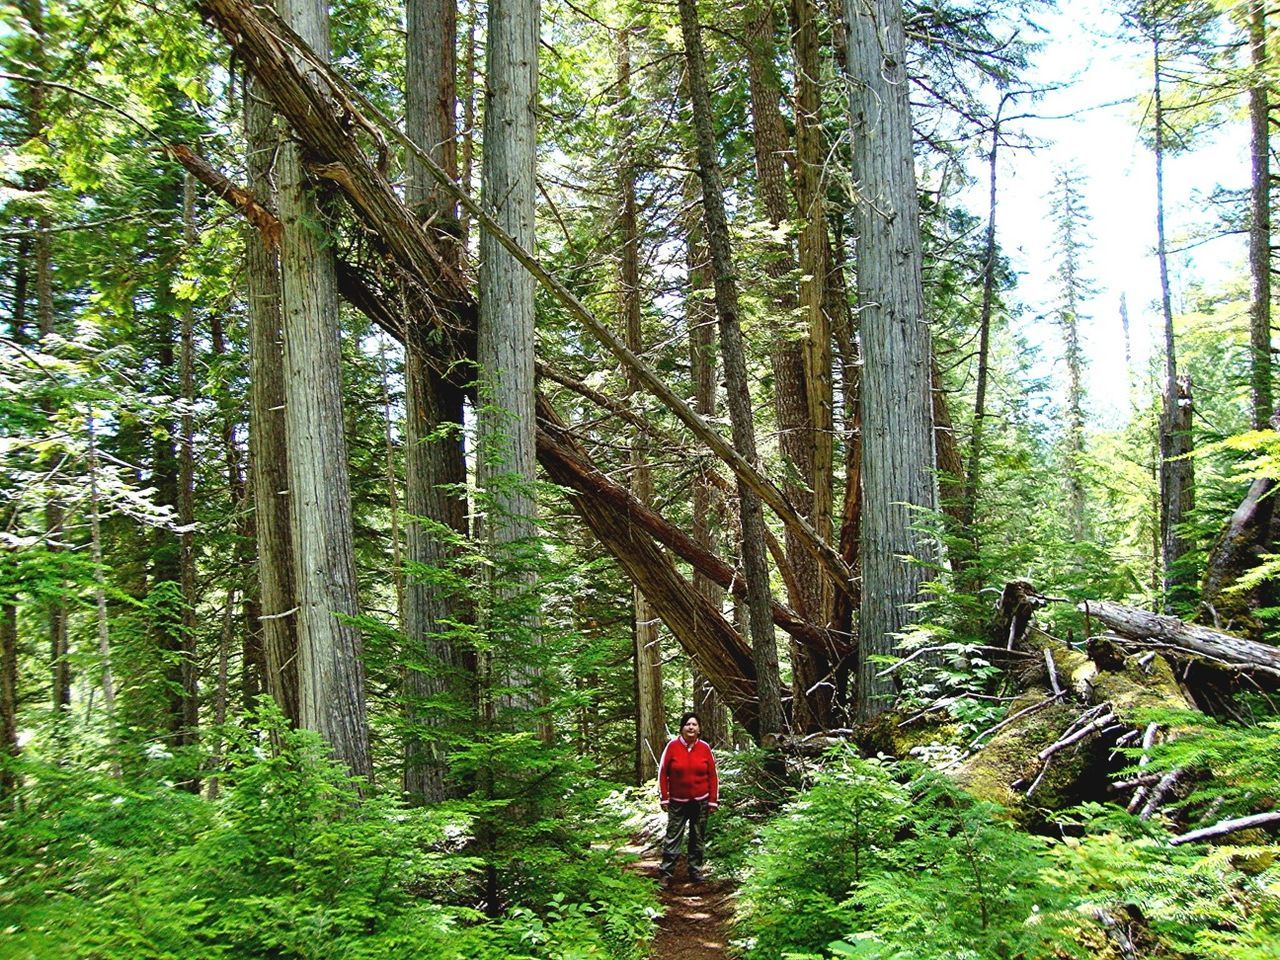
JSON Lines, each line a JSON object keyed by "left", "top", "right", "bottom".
{"left": 678, "top": 711, "right": 701, "bottom": 730}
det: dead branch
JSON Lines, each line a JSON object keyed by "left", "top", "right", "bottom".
{"left": 1169, "top": 810, "right": 1280, "bottom": 846}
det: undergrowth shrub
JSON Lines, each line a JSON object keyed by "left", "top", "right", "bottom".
{"left": 735, "top": 752, "right": 907, "bottom": 958}
{"left": 0, "top": 706, "right": 655, "bottom": 960}
{"left": 735, "top": 745, "right": 1280, "bottom": 960}
{"left": 705, "top": 745, "right": 794, "bottom": 881}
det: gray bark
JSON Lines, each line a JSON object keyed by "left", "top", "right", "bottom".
{"left": 278, "top": 0, "right": 371, "bottom": 778}
{"left": 618, "top": 25, "right": 664, "bottom": 783}
{"left": 1081, "top": 600, "right": 1280, "bottom": 678}
{"left": 1249, "top": 0, "right": 1272, "bottom": 431}
{"left": 244, "top": 66, "right": 302, "bottom": 726}
{"left": 1153, "top": 40, "right": 1194, "bottom": 605}
{"left": 844, "top": 0, "right": 938, "bottom": 720}
{"left": 687, "top": 176, "right": 730, "bottom": 749}
{"left": 479, "top": 0, "right": 540, "bottom": 714}
{"left": 960, "top": 112, "right": 1002, "bottom": 558}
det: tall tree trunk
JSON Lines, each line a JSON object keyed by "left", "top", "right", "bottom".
{"left": 1249, "top": 0, "right": 1272, "bottom": 432}
{"left": 1, "top": 598, "right": 17, "bottom": 803}
{"left": 1052, "top": 167, "right": 1089, "bottom": 543}
{"left": 403, "top": 0, "right": 470, "bottom": 803}
{"left": 618, "top": 25, "right": 665, "bottom": 783}
{"left": 1120, "top": 293, "right": 1136, "bottom": 407}
{"left": 178, "top": 173, "right": 201, "bottom": 752}
{"left": 278, "top": 0, "right": 371, "bottom": 778}
{"left": 1153, "top": 41, "right": 1194, "bottom": 606}
{"left": 742, "top": 0, "right": 832, "bottom": 733}
{"left": 377, "top": 344, "right": 406, "bottom": 624}
{"left": 210, "top": 306, "right": 262, "bottom": 703}
{"left": 479, "top": 0, "right": 540, "bottom": 717}
{"left": 844, "top": 0, "right": 938, "bottom": 720}
{"left": 151, "top": 272, "right": 192, "bottom": 747}
{"left": 680, "top": 0, "right": 786, "bottom": 740}
{"left": 244, "top": 68, "right": 301, "bottom": 726}
{"left": 460, "top": 0, "right": 477, "bottom": 248}
{"left": 686, "top": 175, "right": 730, "bottom": 749}
{"left": 789, "top": 0, "right": 834, "bottom": 623}
{"left": 21, "top": 0, "right": 70, "bottom": 717}
{"left": 960, "top": 115, "right": 1001, "bottom": 566}
{"left": 87, "top": 411, "right": 118, "bottom": 729}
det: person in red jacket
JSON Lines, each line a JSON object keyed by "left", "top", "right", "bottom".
{"left": 657, "top": 711, "right": 718, "bottom": 884}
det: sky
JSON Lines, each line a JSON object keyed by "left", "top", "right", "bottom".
{"left": 962, "top": 0, "right": 1251, "bottom": 426}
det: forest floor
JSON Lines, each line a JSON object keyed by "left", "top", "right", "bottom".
{"left": 624, "top": 831, "right": 736, "bottom": 959}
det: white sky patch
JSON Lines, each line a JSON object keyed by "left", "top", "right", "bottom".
{"left": 956, "top": 0, "right": 1249, "bottom": 427}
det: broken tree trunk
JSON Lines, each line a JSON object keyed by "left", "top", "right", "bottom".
{"left": 535, "top": 397, "right": 841, "bottom": 656}
{"left": 1080, "top": 600, "right": 1280, "bottom": 681}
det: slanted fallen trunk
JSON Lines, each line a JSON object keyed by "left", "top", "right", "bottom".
{"left": 1201, "top": 476, "right": 1277, "bottom": 637}
{"left": 535, "top": 406, "right": 845, "bottom": 657}
{"left": 537, "top": 396, "right": 761, "bottom": 737}
{"left": 1080, "top": 600, "right": 1280, "bottom": 680}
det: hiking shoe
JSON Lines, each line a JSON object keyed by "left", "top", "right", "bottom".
{"left": 688, "top": 871, "right": 703, "bottom": 884}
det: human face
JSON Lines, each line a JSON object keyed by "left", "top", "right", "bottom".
{"left": 681, "top": 717, "right": 700, "bottom": 742}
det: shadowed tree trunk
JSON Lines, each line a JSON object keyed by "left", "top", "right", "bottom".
{"left": 1249, "top": 0, "right": 1272, "bottom": 431}
{"left": 959, "top": 110, "right": 1003, "bottom": 573}
{"left": 686, "top": 176, "right": 730, "bottom": 748}
{"left": 618, "top": 24, "right": 665, "bottom": 783}
{"left": 20, "top": 0, "right": 70, "bottom": 719}
{"left": 1, "top": 598, "right": 17, "bottom": 803}
{"left": 178, "top": 173, "right": 201, "bottom": 754}
{"left": 742, "top": 0, "right": 833, "bottom": 733}
{"left": 1151, "top": 33, "right": 1194, "bottom": 606}
{"left": 152, "top": 192, "right": 193, "bottom": 751}
{"left": 243, "top": 67, "right": 301, "bottom": 726}
{"left": 845, "top": 0, "right": 938, "bottom": 720}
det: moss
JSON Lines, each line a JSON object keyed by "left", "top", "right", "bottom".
{"left": 1091, "top": 655, "right": 1191, "bottom": 720}
{"left": 953, "top": 693, "right": 1083, "bottom": 820}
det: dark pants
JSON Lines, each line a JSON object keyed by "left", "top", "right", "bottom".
{"left": 659, "top": 800, "right": 707, "bottom": 879}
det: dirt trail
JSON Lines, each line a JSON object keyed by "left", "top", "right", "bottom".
{"left": 624, "top": 834, "right": 735, "bottom": 960}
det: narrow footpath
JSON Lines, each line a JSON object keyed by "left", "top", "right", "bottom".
{"left": 624, "top": 830, "right": 735, "bottom": 960}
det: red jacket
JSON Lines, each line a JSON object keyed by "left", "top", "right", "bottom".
{"left": 658, "top": 737, "right": 718, "bottom": 808}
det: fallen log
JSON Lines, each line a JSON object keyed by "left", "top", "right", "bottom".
{"left": 1079, "top": 601, "right": 1280, "bottom": 679}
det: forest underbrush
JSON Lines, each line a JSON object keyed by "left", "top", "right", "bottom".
{"left": 720, "top": 594, "right": 1280, "bottom": 960}
{"left": 0, "top": 708, "right": 659, "bottom": 960}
